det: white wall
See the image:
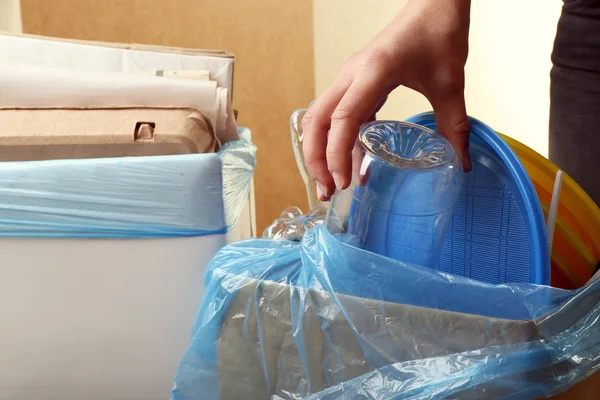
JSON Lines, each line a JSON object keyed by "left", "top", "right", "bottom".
{"left": 314, "top": 0, "right": 562, "bottom": 156}
{"left": 0, "top": 0, "right": 22, "bottom": 32}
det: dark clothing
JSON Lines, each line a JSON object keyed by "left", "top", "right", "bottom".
{"left": 550, "top": 0, "right": 600, "bottom": 205}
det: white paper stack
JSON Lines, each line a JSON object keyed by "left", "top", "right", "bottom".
{"left": 0, "top": 33, "right": 239, "bottom": 144}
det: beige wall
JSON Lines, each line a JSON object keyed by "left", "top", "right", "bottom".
{"left": 314, "top": 0, "right": 562, "bottom": 156}
{"left": 20, "top": 0, "right": 314, "bottom": 232}
{"left": 0, "top": 0, "right": 22, "bottom": 32}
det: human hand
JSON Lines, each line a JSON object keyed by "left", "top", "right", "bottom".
{"left": 302, "top": 0, "right": 472, "bottom": 201}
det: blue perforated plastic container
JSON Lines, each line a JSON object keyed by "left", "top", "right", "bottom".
{"left": 406, "top": 112, "right": 550, "bottom": 285}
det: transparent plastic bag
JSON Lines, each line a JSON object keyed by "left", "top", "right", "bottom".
{"left": 171, "top": 226, "right": 599, "bottom": 400}
{"left": 219, "top": 127, "right": 256, "bottom": 230}
{"left": 263, "top": 205, "right": 327, "bottom": 241}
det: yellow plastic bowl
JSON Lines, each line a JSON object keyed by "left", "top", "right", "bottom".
{"left": 498, "top": 133, "right": 600, "bottom": 288}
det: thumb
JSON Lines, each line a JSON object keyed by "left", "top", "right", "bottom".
{"left": 431, "top": 93, "right": 472, "bottom": 172}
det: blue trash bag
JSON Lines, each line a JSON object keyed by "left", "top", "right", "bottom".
{"left": 171, "top": 226, "right": 600, "bottom": 400}
{"left": 0, "top": 128, "right": 255, "bottom": 238}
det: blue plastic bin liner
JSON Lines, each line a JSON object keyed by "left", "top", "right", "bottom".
{"left": 172, "top": 226, "right": 599, "bottom": 400}
{"left": 0, "top": 128, "right": 255, "bottom": 238}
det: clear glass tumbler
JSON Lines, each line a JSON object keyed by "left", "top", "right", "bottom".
{"left": 327, "top": 120, "right": 463, "bottom": 269}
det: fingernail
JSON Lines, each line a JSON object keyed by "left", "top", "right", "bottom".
{"left": 332, "top": 173, "right": 344, "bottom": 190}
{"left": 316, "top": 184, "right": 325, "bottom": 201}
{"left": 317, "top": 182, "right": 332, "bottom": 201}
{"left": 463, "top": 152, "right": 472, "bottom": 172}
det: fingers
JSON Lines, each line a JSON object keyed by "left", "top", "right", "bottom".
{"left": 327, "top": 77, "right": 389, "bottom": 190}
{"left": 430, "top": 89, "right": 472, "bottom": 172}
{"left": 302, "top": 76, "right": 351, "bottom": 201}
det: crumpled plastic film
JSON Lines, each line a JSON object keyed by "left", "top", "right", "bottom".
{"left": 218, "top": 127, "right": 257, "bottom": 230}
{"left": 171, "top": 226, "right": 600, "bottom": 400}
{"left": 0, "top": 131, "right": 255, "bottom": 238}
{"left": 263, "top": 205, "right": 327, "bottom": 241}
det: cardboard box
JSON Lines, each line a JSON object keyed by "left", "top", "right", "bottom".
{"left": 0, "top": 106, "right": 218, "bottom": 160}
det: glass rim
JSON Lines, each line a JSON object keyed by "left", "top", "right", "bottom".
{"left": 359, "top": 120, "right": 456, "bottom": 170}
